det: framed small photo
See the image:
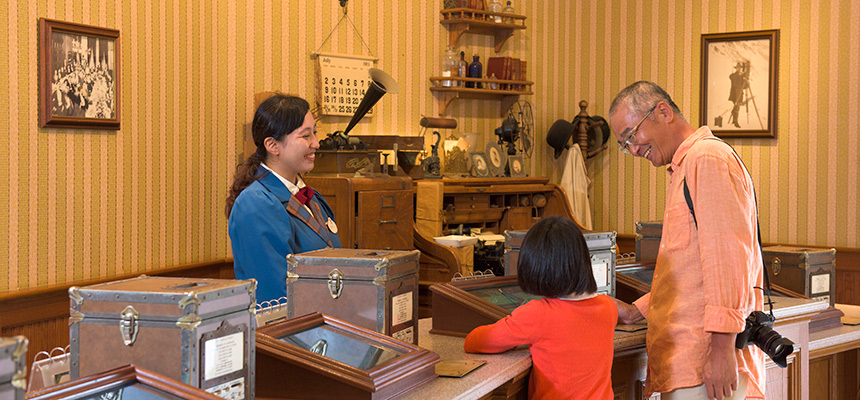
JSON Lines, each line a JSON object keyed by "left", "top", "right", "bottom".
{"left": 39, "top": 18, "right": 120, "bottom": 129}
{"left": 470, "top": 152, "right": 490, "bottom": 177}
{"left": 507, "top": 155, "right": 525, "bottom": 177}
{"left": 700, "top": 29, "right": 778, "bottom": 138}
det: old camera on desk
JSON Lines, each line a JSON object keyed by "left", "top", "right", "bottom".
{"left": 735, "top": 310, "right": 794, "bottom": 368}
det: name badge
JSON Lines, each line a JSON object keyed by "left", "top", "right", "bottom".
{"left": 326, "top": 218, "right": 338, "bottom": 234}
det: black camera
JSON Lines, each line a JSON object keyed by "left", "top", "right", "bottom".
{"left": 735, "top": 311, "right": 794, "bottom": 368}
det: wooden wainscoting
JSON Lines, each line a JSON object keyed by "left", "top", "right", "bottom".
{"left": 0, "top": 259, "right": 235, "bottom": 375}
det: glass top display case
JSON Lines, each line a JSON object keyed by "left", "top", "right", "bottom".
{"left": 429, "top": 275, "right": 543, "bottom": 337}
{"left": 255, "top": 312, "right": 439, "bottom": 400}
{"left": 25, "top": 365, "right": 222, "bottom": 400}
{"left": 615, "top": 261, "right": 819, "bottom": 303}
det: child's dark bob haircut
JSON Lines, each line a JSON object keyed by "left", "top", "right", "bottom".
{"left": 517, "top": 216, "right": 597, "bottom": 298}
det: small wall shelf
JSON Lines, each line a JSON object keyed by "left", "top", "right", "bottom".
{"left": 440, "top": 9, "right": 527, "bottom": 53}
{"left": 429, "top": 77, "right": 534, "bottom": 116}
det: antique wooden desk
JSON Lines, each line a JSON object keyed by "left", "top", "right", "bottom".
{"left": 412, "top": 177, "right": 581, "bottom": 315}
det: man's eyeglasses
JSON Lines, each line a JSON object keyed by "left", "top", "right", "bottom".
{"left": 618, "top": 104, "right": 658, "bottom": 155}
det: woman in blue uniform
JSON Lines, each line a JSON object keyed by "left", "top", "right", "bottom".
{"left": 226, "top": 94, "right": 341, "bottom": 302}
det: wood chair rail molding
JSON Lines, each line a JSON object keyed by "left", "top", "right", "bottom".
{"left": 0, "top": 258, "right": 235, "bottom": 375}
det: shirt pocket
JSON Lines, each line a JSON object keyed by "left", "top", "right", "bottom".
{"left": 660, "top": 205, "right": 692, "bottom": 252}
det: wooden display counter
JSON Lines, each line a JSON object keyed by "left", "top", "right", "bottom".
{"left": 808, "top": 304, "right": 860, "bottom": 399}
{"left": 404, "top": 297, "right": 826, "bottom": 400}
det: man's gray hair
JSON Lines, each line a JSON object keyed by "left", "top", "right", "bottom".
{"left": 609, "top": 81, "right": 686, "bottom": 122}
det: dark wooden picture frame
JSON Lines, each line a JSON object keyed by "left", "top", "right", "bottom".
{"left": 39, "top": 18, "right": 120, "bottom": 130}
{"left": 700, "top": 29, "right": 778, "bottom": 138}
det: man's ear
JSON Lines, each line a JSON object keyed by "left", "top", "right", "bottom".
{"left": 263, "top": 137, "right": 279, "bottom": 156}
{"left": 657, "top": 101, "right": 675, "bottom": 124}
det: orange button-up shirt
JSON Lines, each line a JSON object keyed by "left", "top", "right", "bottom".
{"left": 633, "top": 127, "right": 765, "bottom": 398}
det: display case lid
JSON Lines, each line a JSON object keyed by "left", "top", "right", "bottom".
{"left": 762, "top": 245, "right": 836, "bottom": 266}
{"left": 69, "top": 275, "right": 257, "bottom": 321}
{"left": 287, "top": 248, "right": 420, "bottom": 281}
{"left": 0, "top": 336, "right": 27, "bottom": 387}
{"left": 635, "top": 220, "right": 664, "bottom": 236}
{"left": 583, "top": 230, "right": 617, "bottom": 251}
{"left": 503, "top": 229, "right": 528, "bottom": 247}
{"left": 255, "top": 312, "right": 439, "bottom": 394}
{"left": 26, "top": 364, "right": 222, "bottom": 399}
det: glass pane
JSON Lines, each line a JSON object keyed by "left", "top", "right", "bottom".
{"left": 279, "top": 324, "right": 403, "bottom": 370}
{"left": 619, "top": 267, "right": 655, "bottom": 285}
{"left": 465, "top": 284, "right": 543, "bottom": 312}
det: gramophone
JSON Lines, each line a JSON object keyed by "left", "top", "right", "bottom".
{"left": 311, "top": 68, "right": 400, "bottom": 175}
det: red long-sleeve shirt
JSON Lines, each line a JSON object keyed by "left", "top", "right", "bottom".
{"left": 464, "top": 296, "right": 617, "bottom": 400}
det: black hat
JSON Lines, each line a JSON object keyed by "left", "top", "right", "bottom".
{"left": 546, "top": 119, "right": 575, "bottom": 159}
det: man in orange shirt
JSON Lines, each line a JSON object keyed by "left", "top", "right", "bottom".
{"left": 608, "top": 81, "right": 765, "bottom": 400}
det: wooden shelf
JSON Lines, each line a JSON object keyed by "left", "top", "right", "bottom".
{"left": 429, "top": 77, "right": 534, "bottom": 116}
{"left": 440, "top": 8, "right": 527, "bottom": 53}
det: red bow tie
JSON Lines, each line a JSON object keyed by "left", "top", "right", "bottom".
{"left": 295, "top": 186, "right": 316, "bottom": 205}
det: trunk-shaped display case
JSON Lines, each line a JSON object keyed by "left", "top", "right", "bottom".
{"left": 0, "top": 336, "right": 27, "bottom": 400}
{"left": 286, "top": 248, "right": 420, "bottom": 344}
{"left": 69, "top": 276, "right": 256, "bottom": 400}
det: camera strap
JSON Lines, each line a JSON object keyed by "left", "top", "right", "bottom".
{"left": 682, "top": 137, "right": 776, "bottom": 318}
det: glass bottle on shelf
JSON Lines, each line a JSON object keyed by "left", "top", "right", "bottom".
{"left": 441, "top": 45, "right": 458, "bottom": 87}
{"left": 458, "top": 51, "right": 468, "bottom": 87}
{"left": 488, "top": 0, "right": 503, "bottom": 23}
{"left": 488, "top": 73, "right": 498, "bottom": 90}
{"left": 468, "top": 55, "right": 483, "bottom": 88}
{"left": 502, "top": 1, "right": 515, "bottom": 23}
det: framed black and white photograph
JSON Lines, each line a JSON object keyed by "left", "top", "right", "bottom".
{"left": 470, "top": 152, "right": 490, "bottom": 178}
{"left": 40, "top": 18, "right": 120, "bottom": 129}
{"left": 700, "top": 29, "right": 778, "bottom": 138}
{"left": 507, "top": 155, "right": 525, "bottom": 177}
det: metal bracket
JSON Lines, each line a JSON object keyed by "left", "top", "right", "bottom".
{"left": 328, "top": 269, "right": 344, "bottom": 299}
{"left": 69, "top": 309, "right": 85, "bottom": 325}
{"left": 176, "top": 314, "right": 202, "bottom": 331}
{"left": 68, "top": 287, "right": 84, "bottom": 306}
{"left": 374, "top": 257, "right": 389, "bottom": 272}
{"left": 120, "top": 306, "right": 140, "bottom": 346}
{"left": 772, "top": 257, "right": 782, "bottom": 276}
{"left": 178, "top": 291, "right": 201, "bottom": 311}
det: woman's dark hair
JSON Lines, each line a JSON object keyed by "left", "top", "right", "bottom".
{"left": 225, "top": 94, "right": 310, "bottom": 217}
{"left": 517, "top": 216, "right": 596, "bottom": 298}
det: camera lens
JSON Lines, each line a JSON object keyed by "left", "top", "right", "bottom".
{"left": 754, "top": 326, "right": 794, "bottom": 368}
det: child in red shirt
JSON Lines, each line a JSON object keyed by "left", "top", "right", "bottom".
{"left": 464, "top": 216, "right": 617, "bottom": 399}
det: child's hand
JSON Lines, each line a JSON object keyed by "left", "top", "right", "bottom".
{"left": 612, "top": 297, "right": 645, "bottom": 324}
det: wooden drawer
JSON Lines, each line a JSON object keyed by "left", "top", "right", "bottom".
{"left": 356, "top": 190, "right": 413, "bottom": 250}
{"left": 452, "top": 194, "right": 491, "bottom": 210}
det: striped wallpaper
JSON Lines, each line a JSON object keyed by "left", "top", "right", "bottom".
{"left": 1, "top": 0, "right": 858, "bottom": 292}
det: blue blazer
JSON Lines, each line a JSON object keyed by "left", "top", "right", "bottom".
{"left": 228, "top": 171, "right": 341, "bottom": 302}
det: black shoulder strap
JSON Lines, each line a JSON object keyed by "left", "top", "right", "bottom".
{"left": 683, "top": 178, "right": 697, "bottom": 228}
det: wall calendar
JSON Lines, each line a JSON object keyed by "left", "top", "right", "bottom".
{"left": 314, "top": 52, "right": 378, "bottom": 117}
